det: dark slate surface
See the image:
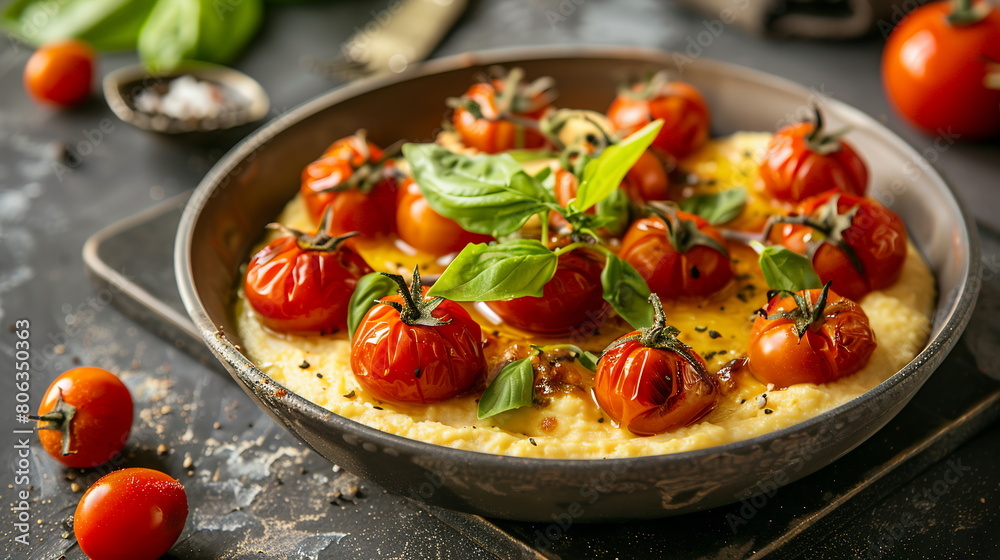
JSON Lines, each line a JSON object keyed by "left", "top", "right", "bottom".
{"left": 1, "top": 1, "right": 998, "bottom": 559}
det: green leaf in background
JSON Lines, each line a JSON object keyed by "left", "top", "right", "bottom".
{"left": 138, "top": 0, "right": 262, "bottom": 72}
{"left": 427, "top": 239, "right": 558, "bottom": 302}
{"left": 2, "top": 0, "right": 157, "bottom": 51}
{"left": 754, "top": 242, "right": 823, "bottom": 292}
{"left": 594, "top": 186, "right": 631, "bottom": 236}
{"left": 346, "top": 273, "right": 400, "bottom": 340}
{"left": 680, "top": 187, "right": 747, "bottom": 226}
{"left": 477, "top": 358, "right": 534, "bottom": 419}
{"left": 403, "top": 143, "right": 556, "bottom": 237}
{"left": 572, "top": 119, "right": 663, "bottom": 213}
{"left": 601, "top": 253, "right": 653, "bottom": 330}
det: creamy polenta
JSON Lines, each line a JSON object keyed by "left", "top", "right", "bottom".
{"left": 233, "top": 133, "right": 935, "bottom": 459}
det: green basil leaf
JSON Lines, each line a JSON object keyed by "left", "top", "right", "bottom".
{"left": 138, "top": 0, "right": 262, "bottom": 72}
{"left": 477, "top": 358, "right": 534, "bottom": 419}
{"left": 403, "top": 143, "right": 555, "bottom": 237}
{"left": 2, "top": 0, "right": 157, "bottom": 51}
{"left": 505, "top": 149, "right": 560, "bottom": 162}
{"left": 601, "top": 254, "right": 653, "bottom": 329}
{"left": 531, "top": 344, "right": 599, "bottom": 372}
{"left": 755, "top": 243, "right": 823, "bottom": 292}
{"left": 427, "top": 239, "right": 558, "bottom": 301}
{"left": 572, "top": 119, "right": 663, "bottom": 213}
{"left": 347, "top": 273, "right": 399, "bottom": 340}
{"left": 594, "top": 187, "right": 631, "bottom": 236}
{"left": 680, "top": 187, "right": 748, "bottom": 225}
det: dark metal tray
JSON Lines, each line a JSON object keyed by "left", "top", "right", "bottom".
{"left": 82, "top": 192, "right": 1000, "bottom": 559}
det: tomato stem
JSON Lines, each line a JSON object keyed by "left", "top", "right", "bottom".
{"left": 28, "top": 389, "right": 77, "bottom": 456}
{"left": 764, "top": 282, "right": 833, "bottom": 338}
{"left": 378, "top": 267, "right": 452, "bottom": 327}
{"left": 604, "top": 294, "right": 705, "bottom": 373}
{"left": 648, "top": 202, "right": 729, "bottom": 257}
{"left": 804, "top": 106, "right": 848, "bottom": 156}
{"left": 763, "top": 194, "right": 866, "bottom": 276}
{"left": 948, "top": 0, "right": 987, "bottom": 26}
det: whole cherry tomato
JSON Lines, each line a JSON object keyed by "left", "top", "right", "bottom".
{"left": 606, "top": 73, "right": 710, "bottom": 159}
{"left": 623, "top": 148, "right": 673, "bottom": 204}
{"left": 451, "top": 67, "right": 553, "bottom": 153}
{"left": 24, "top": 39, "right": 94, "bottom": 107}
{"left": 619, "top": 209, "right": 733, "bottom": 299}
{"left": 487, "top": 246, "right": 609, "bottom": 336}
{"left": 759, "top": 107, "right": 868, "bottom": 202}
{"left": 882, "top": 0, "right": 1000, "bottom": 139}
{"left": 351, "top": 269, "right": 486, "bottom": 403}
{"left": 396, "top": 177, "right": 492, "bottom": 256}
{"left": 74, "top": 468, "right": 188, "bottom": 560}
{"left": 767, "top": 192, "right": 907, "bottom": 302}
{"left": 244, "top": 215, "right": 373, "bottom": 334}
{"left": 748, "top": 284, "right": 876, "bottom": 388}
{"left": 32, "top": 367, "right": 132, "bottom": 468}
{"left": 300, "top": 132, "right": 398, "bottom": 238}
{"left": 594, "top": 294, "right": 719, "bottom": 436}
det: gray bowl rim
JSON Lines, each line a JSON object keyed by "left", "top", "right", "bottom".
{"left": 176, "top": 45, "right": 981, "bottom": 472}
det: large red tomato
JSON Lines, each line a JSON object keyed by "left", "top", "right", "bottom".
{"left": 351, "top": 270, "right": 486, "bottom": 403}
{"left": 619, "top": 210, "right": 732, "bottom": 299}
{"left": 396, "top": 177, "right": 493, "bottom": 256}
{"left": 486, "top": 246, "right": 609, "bottom": 336}
{"left": 607, "top": 74, "right": 710, "bottom": 159}
{"left": 748, "top": 284, "right": 876, "bottom": 388}
{"left": 451, "top": 68, "right": 553, "bottom": 153}
{"left": 244, "top": 220, "right": 373, "bottom": 334}
{"left": 882, "top": 0, "right": 1000, "bottom": 139}
{"left": 768, "top": 192, "right": 907, "bottom": 302}
{"left": 594, "top": 295, "right": 718, "bottom": 436}
{"left": 759, "top": 107, "right": 868, "bottom": 202}
{"left": 300, "top": 132, "right": 398, "bottom": 238}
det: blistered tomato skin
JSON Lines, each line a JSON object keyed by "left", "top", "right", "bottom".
{"left": 759, "top": 117, "right": 868, "bottom": 203}
{"left": 244, "top": 231, "right": 373, "bottom": 334}
{"left": 396, "top": 177, "right": 492, "bottom": 256}
{"left": 351, "top": 277, "right": 486, "bottom": 404}
{"left": 74, "top": 468, "right": 188, "bottom": 560}
{"left": 299, "top": 133, "right": 398, "bottom": 238}
{"left": 452, "top": 76, "right": 551, "bottom": 153}
{"left": 748, "top": 286, "right": 876, "bottom": 389}
{"left": 770, "top": 192, "right": 907, "bottom": 302}
{"left": 607, "top": 79, "right": 710, "bottom": 159}
{"left": 486, "top": 248, "right": 609, "bottom": 336}
{"left": 619, "top": 212, "right": 733, "bottom": 300}
{"left": 882, "top": 1, "right": 1000, "bottom": 139}
{"left": 34, "top": 367, "right": 133, "bottom": 468}
{"left": 594, "top": 296, "right": 719, "bottom": 436}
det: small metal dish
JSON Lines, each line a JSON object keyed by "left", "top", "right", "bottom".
{"left": 103, "top": 60, "right": 270, "bottom": 137}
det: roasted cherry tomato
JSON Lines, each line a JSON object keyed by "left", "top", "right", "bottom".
{"left": 396, "top": 177, "right": 492, "bottom": 256}
{"left": 24, "top": 39, "right": 94, "bottom": 107}
{"left": 74, "top": 468, "right": 188, "bottom": 560}
{"left": 619, "top": 210, "right": 733, "bottom": 299}
{"left": 748, "top": 284, "right": 876, "bottom": 388}
{"left": 759, "top": 107, "right": 868, "bottom": 203}
{"left": 607, "top": 73, "right": 710, "bottom": 159}
{"left": 487, "top": 246, "right": 609, "bottom": 336}
{"left": 244, "top": 214, "right": 373, "bottom": 334}
{"left": 351, "top": 269, "right": 486, "bottom": 403}
{"left": 594, "top": 294, "right": 718, "bottom": 436}
{"left": 451, "top": 68, "right": 553, "bottom": 153}
{"left": 623, "top": 148, "right": 673, "bottom": 204}
{"left": 32, "top": 367, "right": 132, "bottom": 468}
{"left": 300, "top": 132, "right": 398, "bottom": 238}
{"left": 882, "top": 0, "right": 1000, "bottom": 139}
{"left": 767, "top": 192, "right": 907, "bottom": 302}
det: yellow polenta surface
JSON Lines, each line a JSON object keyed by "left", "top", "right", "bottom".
{"left": 233, "top": 133, "right": 935, "bottom": 459}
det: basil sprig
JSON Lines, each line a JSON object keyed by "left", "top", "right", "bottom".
{"left": 428, "top": 240, "right": 558, "bottom": 301}
{"left": 346, "top": 273, "right": 399, "bottom": 340}
{"left": 402, "top": 144, "right": 557, "bottom": 237}
{"left": 569, "top": 120, "right": 663, "bottom": 213}
{"left": 753, "top": 242, "right": 823, "bottom": 292}
{"left": 477, "top": 358, "right": 534, "bottom": 419}
{"left": 601, "top": 253, "right": 654, "bottom": 329}
{"left": 680, "top": 187, "right": 747, "bottom": 225}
